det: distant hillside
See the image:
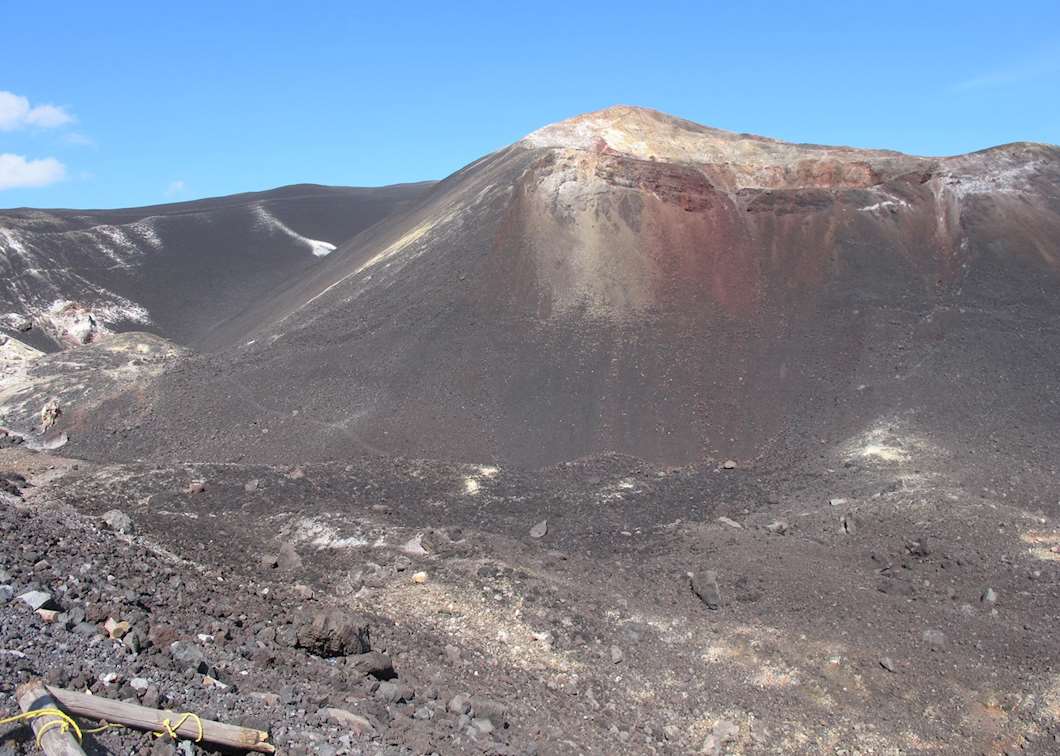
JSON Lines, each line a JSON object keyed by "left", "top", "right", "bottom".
{"left": 0, "top": 182, "right": 435, "bottom": 350}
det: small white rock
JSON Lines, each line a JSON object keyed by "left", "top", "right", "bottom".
{"left": 18, "top": 590, "right": 53, "bottom": 611}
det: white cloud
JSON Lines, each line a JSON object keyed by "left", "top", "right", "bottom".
{"left": 165, "top": 179, "right": 186, "bottom": 197}
{"left": 0, "top": 91, "right": 74, "bottom": 131}
{"left": 63, "top": 132, "right": 95, "bottom": 147}
{"left": 0, "top": 153, "right": 67, "bottom": 190}
{"left": 24, "top": 103, "right": 73, "bottom": 128}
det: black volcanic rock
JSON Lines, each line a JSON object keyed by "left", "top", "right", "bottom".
{"left": 296, "top": 609, "right": 371, "bottom": 657}
{"left": 691, "top": 570, "right": 722, "bottom": 610}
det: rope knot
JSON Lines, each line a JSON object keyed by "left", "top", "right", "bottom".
{"left": 0, "top": 707, "right": 85, "bottom": 747}
{"left": 153, "top": 712, "right": 204, "bottom": 742}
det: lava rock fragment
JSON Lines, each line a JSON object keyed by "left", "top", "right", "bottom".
{"left": 690, "top": 570, "right": 722, "bottom": 610}
{"left": 296, "top": 609, "right": 371, "bottom": 657}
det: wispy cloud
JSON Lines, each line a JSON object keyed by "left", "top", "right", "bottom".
{"left": 0, "top": 153, "right": 67, "bottom": 190}
{"left": 953, "top": 46, "right": 1060, "bottom": 92}
{"left": 63, "top": 131, "right": 96, "bottom": 147}
{"left": 165, "top": 179, "right": 186, "bottom": 198}
{"left": 0, "top": 91, "right": 75, "bottom": 130}
{"left": 24, "top": 103, "right": 73, "bottom": 128}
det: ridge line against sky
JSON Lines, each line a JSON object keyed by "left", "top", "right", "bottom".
{"left": 2, "top": 1, "right": 1058, "bottom": 209}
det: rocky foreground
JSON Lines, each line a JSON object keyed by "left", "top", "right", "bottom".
{"left": 0, "top": 433, "right": 1058, "bottom": 755}
{"left": 0, "top": 456, "right": 528, "bottom": 755}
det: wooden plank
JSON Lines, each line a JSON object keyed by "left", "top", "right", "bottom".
{"left": 15, "top": 680, "right": 87, "bottom": 756}
{"left": 44, "top": 685, "right": 274, "bottom": 753}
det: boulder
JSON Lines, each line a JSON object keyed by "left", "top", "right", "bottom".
{"left": 8, "top": 314, "right": 32, "bottom": 332}
{"left": 401, "top": 534, "right": 429, "bottom": 556}
{"left": 148, "top": 623, "right": 179, "bottom": 648}
{"left": 469, "top": 696, "right": 507, "bottom": 724}
{"left": 104, "top": 617, "right": 131, "bottom": 639}
{"left": 323, "top": 708, "right": 373, "bottom": 735}
{"left": 40, "top": 399, "right": 61, "bottom": 432}
{"left": 375, "top": 681, "right": 413, "bottom": 703}
{"left": 296, "top": 609, "right": 371, "bottom": 657}
{"left": 18, "top": 590, "right": 56, "bottom": 611}
{"left": 169, "top": 641, "right": 209, "bottom": 674}
{"left": 348, "top": 651, "right": 394, "bottom": 679}
{"left": 448, "top": 694, "right": 471, "bottom": 715}
{"left": 101, "top": 509, "right": 134, "bottom": 535}
{"left": 690, "top": 570, "right": 722, "bottom": 610}
{"left": 260, "top": 554, "right": 280, "bottom": 569}
{"left": 277, "top": 542, "right": 302, "bottom": 570}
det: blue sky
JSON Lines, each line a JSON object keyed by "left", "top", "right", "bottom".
{"left": 2, "top": 1, "right": 1058, "bottom": 208}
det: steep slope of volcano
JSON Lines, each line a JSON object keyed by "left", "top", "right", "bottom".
{"left": 66, "top": 106, "right": 1060, "bottom": 467}
{"left": 0, "top": 182, "right": 434, "bottom": 350}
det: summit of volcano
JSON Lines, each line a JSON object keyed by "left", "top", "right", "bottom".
{"left": 41, "top": 106, "right": 1058, "bottom": 470}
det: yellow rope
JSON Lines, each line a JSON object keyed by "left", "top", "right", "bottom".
{"left": 0, "top": 707, "right": 84, "bottom": 747}
{"left": 153, "top": 712, "right": 204, "bottom": 742}
{"left": 84, "top": 721, "right": 126, "bottom": 735}
{"left": 2, "top": 707, "right": 206, "bottom": 749}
